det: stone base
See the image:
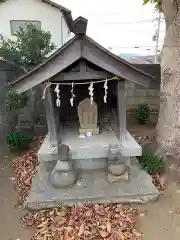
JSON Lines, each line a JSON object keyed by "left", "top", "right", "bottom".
{"left": 107, "top": 171, "right": 129, "bottom": 183}
{"left": 25, "top": 166, "right": 160, "bottom": 210}
{"left": 38, "top": 131, "right": 142, "bottom": 165}
{"left": 79, "top": 127, "right": 99, "bottom": 135}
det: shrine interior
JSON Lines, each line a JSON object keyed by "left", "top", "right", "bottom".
{"left": 53, "top": 80, "right": 117, "bottom": 126}
{"left": 52, "top": 80, "right": 120, "bottom": 151}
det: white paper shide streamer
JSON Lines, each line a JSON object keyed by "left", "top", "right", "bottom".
{"left": 103, "top": 79, "right": 108, "bottom": 103}
{"left": 70, "top": 82, "right": 75, "bottom": 107}
{"left": 54, "top": 84, "right": 60, "bottom": 107}
{"left": 88, "top": 82, "right": 94, "bottom": 104}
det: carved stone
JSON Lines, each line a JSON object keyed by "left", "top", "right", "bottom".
{"left": 107, "top": 171, "right": 128, "bottom": 183}
{"left": 108, "top": 144, "right": 118, "bottom": 162}
{"left": 58, "top": 144, "right": 70, "bottom": 161}
{"left": 50, "top": 160, "right": 77, "bottom": 188}
{"left": 78, "top": 98, "right": 99, "bottom": 135}
{"left": 107, "top": 145, "right": 128, "bottom": 183}
{"left": 108, "top": 163, "right": 127, "bottom": 176}
{"left": 50, "top": 144, "right": 77, "bottom": 188}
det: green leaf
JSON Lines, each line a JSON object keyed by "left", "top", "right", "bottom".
{"left": 143, "top": 0, "right": 162, "bottom": 11}
{"left": 135, "top": 103, "right": 149, "bottom": 125}
{"left": 143, "top": 0, "right": 151, "bottom": 5}
{"left": 138, "top": 152, "right": 165, "bottom": 174}
{"left": 5, "top": 88, "right": 28, "bottom": 112}
{"left": 6, "top": 129, "right": 33, "bottom": 150}
{"left": 0, "top": 23, "right": 56, "bottom": 70}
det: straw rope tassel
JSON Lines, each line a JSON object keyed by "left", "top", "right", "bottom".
{"left": 70, "top": 82, "right": 76, "bottom": 107}
{"left": 54, "top": 84, "right": 60, "bottom": 107}
{"left": 88, "top": 82, "right": 94, "bottom": 104}
{"left": 103, "top": 79, "right": 108, "bottom": 103}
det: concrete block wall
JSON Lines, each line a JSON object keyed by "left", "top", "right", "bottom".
{"left": 0, "top": 60, "right": 24, "bottom": 155}
{"left": 126, "top": 64, "right": 161, "bottom": 113}
{"left": 125, "top": 82, "right": 160, "bottom": 112}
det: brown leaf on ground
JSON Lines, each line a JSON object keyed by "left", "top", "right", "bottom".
{"left": 11, "top": 148, "right": 39, "bottom": 206}
{"left": 22, "top": 204, "right": 143, "bottom": 240}
{"left": 78, "top": 223, "right": 84, "bottom": 236}
{"left": 175, "top": 209, "right": 180, "bottom": 214}
{"left": 106, "top": 222, "right": 111, "bottom": 233}
{"left": 11, "top": 137, "right": 44, "bottom": 206}
{"left": 151, "top": 173, "right": 168, "bottom": 192}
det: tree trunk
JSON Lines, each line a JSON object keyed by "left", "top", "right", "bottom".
{"left": 157, "top": 0, "right": 180, "bottom": 161}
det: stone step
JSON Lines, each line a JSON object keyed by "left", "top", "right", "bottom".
{"left": 25, "top": 167, "right": 159, "bottom": 210}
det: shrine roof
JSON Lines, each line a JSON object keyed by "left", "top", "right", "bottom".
{"left": 10, "top": 16, "right": 154, "bottom": 94}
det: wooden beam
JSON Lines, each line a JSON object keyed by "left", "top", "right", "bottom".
{"left": 79, "top": 60, "right": 87, "bottom": 73}
{"left": 43, "top": 83, "right": 58, "bottom": 147}
{"left": 117, "top": 80, "right": 126, "bottom": 141}
{"left": 52, "top": 71, "right": 112, "bottom": 81}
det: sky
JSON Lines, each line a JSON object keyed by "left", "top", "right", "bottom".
{"left": 56, "top": 0, "right": 165, "bottom": 55}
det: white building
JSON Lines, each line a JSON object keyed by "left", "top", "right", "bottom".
{"left": 0, "top": 0, "right": 74, "bottom": 47}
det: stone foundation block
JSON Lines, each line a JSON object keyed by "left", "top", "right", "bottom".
{"left": 107, "top": 171, "right": 129, "bottom": 183}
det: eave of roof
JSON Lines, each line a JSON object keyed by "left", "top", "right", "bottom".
{"left": 10, "top": 34, "right": 153, "bottom": 91}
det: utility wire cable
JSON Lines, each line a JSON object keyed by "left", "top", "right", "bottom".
{"left": 99, "top": 18, "right": 164, "bottom": 25}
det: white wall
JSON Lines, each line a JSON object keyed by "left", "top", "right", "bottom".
{"left": 0, "top": 0, "right": 71, "bottom": 48}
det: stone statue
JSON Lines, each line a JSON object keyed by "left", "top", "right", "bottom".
{"left": 78, "top": 98, "right": 99, "bottom": 135}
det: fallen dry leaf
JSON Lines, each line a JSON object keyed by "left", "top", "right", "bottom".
{"left": 11, "top": 137, "right": 44, "bottom": 206}
{"left": 99, "top": 230, "right": 108, "bottom": 238}
{"left": 151, "top": 173, "right": 167, "bottom": 192}
{"left": 78, "top": 223, "right": 85, "bottom": 236}
{"left": 21, "top": 204, "right": 143, "bottom": 240}
{"left": 106, "top": 222, "right": 111, "bottom": 233}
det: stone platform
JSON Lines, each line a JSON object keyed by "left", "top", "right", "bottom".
{"left": 25, "top": 165, "right": 159, "bottom": 210}
{"left": 38, "top": 129, "right": 142, "bottom": 163}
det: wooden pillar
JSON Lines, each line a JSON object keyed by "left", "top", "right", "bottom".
{"left": 43, "top": 83, "right": 58, "bottom": 147}
{"left": 117, "top": 80, "right": 126, "bottom": 141}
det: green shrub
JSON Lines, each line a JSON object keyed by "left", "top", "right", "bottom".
{"left": 6, "top": 129, "right": 33, "bottom": 150}
{"left": 135, "top": 103, "right": 149, "bottom": 125}
{"left": 5, "top": 89, "right": 28, "bottom": 112}
{"left": 138, "top": 152, "right": 165, "bottom": 175}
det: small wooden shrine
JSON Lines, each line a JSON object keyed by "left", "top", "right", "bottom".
{"left": 10, "top": 16, "right": 159, "bottom": 209}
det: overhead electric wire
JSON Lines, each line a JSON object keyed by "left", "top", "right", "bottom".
{"left": 109, "top": 30, "right": 165, "bottom": 34}
{"left": 99, "top": 18, "right": 164, "bottom": 25}
{"left": 110, "top": 46, "right": 162, "bottom": 49}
